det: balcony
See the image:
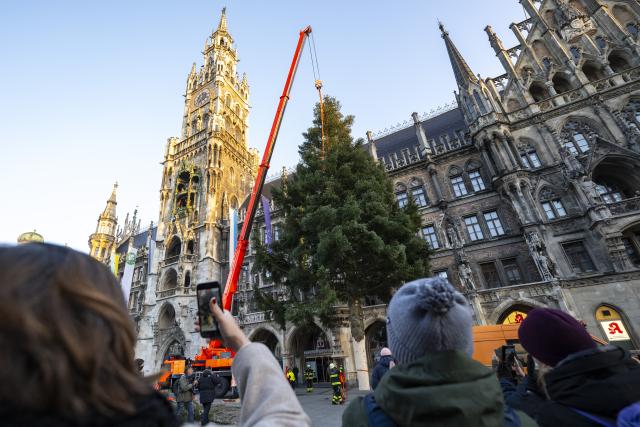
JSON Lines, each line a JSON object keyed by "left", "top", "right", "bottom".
{"left": 607, "top": 196, "right": 640, "bottom": 216}
{"left": 163, "top": 255, "right": 179, "bottom": 265}
{"left": 156, "top": 286, "right": 192, "bottom": 300}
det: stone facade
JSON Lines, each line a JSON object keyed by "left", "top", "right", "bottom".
{"left": 234, "top": 0, "right": 640, "bottom": 388}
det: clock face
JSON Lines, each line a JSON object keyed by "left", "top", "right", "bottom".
{"left": 195, "top": 91, "right": 210, "bottom": 107}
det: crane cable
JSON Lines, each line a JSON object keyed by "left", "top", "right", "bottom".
{"left": 308, "top": 31, "right": 326, "bottom": 160}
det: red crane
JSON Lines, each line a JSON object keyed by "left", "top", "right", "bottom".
{"left": 222, "top": 25, "right": 316, "bottom": 310}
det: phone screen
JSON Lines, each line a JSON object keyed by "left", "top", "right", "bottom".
{"left": 197, "top": 282, "right": 222, "bottom": 337}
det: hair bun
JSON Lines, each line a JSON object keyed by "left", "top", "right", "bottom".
{"left": 416, "top": 278, "right": 456, "bottom": 314}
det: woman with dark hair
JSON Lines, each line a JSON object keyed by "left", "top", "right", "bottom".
{"left": 0, "top": 243, "right": 178, "bottom": 427}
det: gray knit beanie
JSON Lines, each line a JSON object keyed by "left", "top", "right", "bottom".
{"left": 386, "top": 277, "right": 473, "bottom": 364}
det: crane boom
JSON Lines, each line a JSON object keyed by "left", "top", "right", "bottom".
{"left": 222, "top": 26, "right": 313, "bottom": 311}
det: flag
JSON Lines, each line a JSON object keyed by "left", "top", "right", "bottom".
{"left": 229, "top": 208, "right": 238, "bottom": 263}
{"left": 109, "top": 249, "right": 120, "bottom": 277}
{"left": 262, "top": 196, "right": 272, "bottom": 251}
{"left": 121, "top": 246, "right": 138, "bottom": 304}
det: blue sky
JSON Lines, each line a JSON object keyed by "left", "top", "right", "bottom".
{"left": 0, "top": 1, "right": 525, "bottom": 251}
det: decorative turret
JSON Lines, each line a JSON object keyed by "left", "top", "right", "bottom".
{"left": 439, "top": 21, "right": 478, "bottom": 90}
{"left": 89, "top": 183, "right": 119, "bottom": 263}
{"left": 439, "top": 22, "right": 494, "bottom": 124}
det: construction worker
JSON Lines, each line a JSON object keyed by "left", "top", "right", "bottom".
{"left": 329, "top": 363, "right": 343, "bottom": 405}
{"left": 338, "top": 366, "right": 347, "bottom": 402}
{"left": 304, "top": 364, "right": 314, "bottom": 393}
{"left": 286, "top": 367, "right": 296, "bottom": 389}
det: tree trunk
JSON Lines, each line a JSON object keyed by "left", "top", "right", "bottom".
{"left": 348, "top": 298, "right": 370, "bottom": 390}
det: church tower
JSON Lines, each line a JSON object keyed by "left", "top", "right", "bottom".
{"left": 139, "top": 8, "right": 259, "bottom": 367}
{"left": 89, "top": 183, "right": 118, "bottom": 263}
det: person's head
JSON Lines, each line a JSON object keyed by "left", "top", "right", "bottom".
{"left": 186, "top": 367, "right": 193, "bottom": 376}
{"left": 380, "top": 347, "right": 392, "bottom": 357}
{"left": 386, "top": 277, "right": 473, "bottom": 365}
{"left": 136, "top": 358, "right": 145, "bottom": 372}
{"left": 0, "top": 243, "right": 148, "bottom": 418}
{"left": 518, "top": 307, "right": 596, "bottom": 367}
{"left": 329, "top": 363, "right": 335, "bottom": 369}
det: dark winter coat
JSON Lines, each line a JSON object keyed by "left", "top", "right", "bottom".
{"left": 342, "top": 350, "right": 536, "bottom": 427}
{"left": 0, "top": 391, "right": 178, "bottom": 427}
{"left": 370, "top": 355, "right": 392, "bottom": 390}
{"left": 534, "top": 345, "right": 640, "bottom": 427}
{"left": 500, "top": 376, "right": 546, "bottom": 421}
{"left": 198, "top": 369, "right": 222, "bottom": 404}
{"left": 176, "top": 373, "right": 194, "bottom": 403}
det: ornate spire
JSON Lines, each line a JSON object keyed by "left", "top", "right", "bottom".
{"left": 439, "top": 21, "right": 478, "bottom": 89}
{"left": 217, "top": 7, "right": 228, "bottom": 33}
{"left": 102, "top": 182, "right": 118, "bottom": 220}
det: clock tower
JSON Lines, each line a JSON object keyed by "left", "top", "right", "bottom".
{"left": 139, "top": 8, "right": 258, "bottom": 367}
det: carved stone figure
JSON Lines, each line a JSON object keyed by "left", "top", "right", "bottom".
{"left": 458, "top": 262, "right": 476, "bottom": 291}
{"left": 578, "top": 176, "right": 603, "bottom": 206}
{"left": 525, "top": 231, "right": 556, "bottom": 281}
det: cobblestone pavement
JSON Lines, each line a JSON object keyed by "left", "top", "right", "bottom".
{"left": 295, "top": 386, "right": 367, "bottom": 426}
{"left": 200, "top": 386, "right": 368, "bottom": 426}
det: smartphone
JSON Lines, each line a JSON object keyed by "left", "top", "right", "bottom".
{"left": 196, "top": 281, "right": 222, "bottom": 339}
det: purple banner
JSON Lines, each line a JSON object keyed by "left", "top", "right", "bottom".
{"left": 261, "top": 196, "right": 273, "bottom": 251}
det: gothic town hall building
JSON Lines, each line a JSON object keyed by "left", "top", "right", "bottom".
{"left": 89, "top": 2, "right": 640, "bottom": 387}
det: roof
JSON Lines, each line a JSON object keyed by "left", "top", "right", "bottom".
{"left": 116, "top": 226, "right": 157, "bottom": 254}
{"left": 239, "top": 177, "right": 284, "bottom": 208}
{"left": 368, "top": 107, "right": 468, "bottom": 161}
{"left": 17, "top": 230, "right": 44, "bottom": 244}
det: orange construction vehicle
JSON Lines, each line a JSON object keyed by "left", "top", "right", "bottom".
{"left": 158, "top": 340, "right": 235, "bottom": 397}
{"left": 472, "top": 323, "right": 608, "bottom": 367}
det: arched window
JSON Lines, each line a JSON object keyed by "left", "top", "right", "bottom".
{"left": 608, "top": 50, "right": 632, "bottom": 73}
{"left": 626, "top": 23, "right": 639, "bottom": 36}
{"left": 409, "top": 178, "right": 428, "bottom": 207}
{"left": 395, "top": 183, "right": 408, "bottom": 208}
{"left": 595, "top": 305, "right": 637, "bottom": 350}
{"left": 595, "top": 36, "right": 607, "bottom": 50}
{"left": 539, "top": 187, "right": 567, "bottom": 220}
{"left": 561, "top": 121, "right": 594, "bottom": 154}
{"left": 529, "top": 81, "right": 549, "bottom": 102}
{"left": 158, "top": 304, "right": 176, "bottom": 329}
{"left": 160, "top": 269, "right": 178, "bottom": 292}
{"left": 463, "top": 95, "right": 475, "bottom": 118}
{"left": 582, "top": 61, "right": 605, "bottom": 82}
{"left": 595, "top": 181, "right": 624, "bottom": 203}
{"left": 552, "top": 73, "right": 573, "bottom": 94}
{"left": 518, "top": 142, "right": 542, "bottom": 169}
{"left": 166, "top": 237, "right": 181, "bottom": 258}
{"left": 184, "top": 271, "right": 191, "bottom": 288}
{"left": 186, "top": 239, "right": 194, "bottom": 254}
{"left": 541, "top": 57, "right": 552, "bottom": 70}
{"left": 448, "top": 166, "right": 467, "bottom": 198}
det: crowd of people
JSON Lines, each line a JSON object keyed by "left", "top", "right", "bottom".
{"left": 2, "top": 243, "right": 639, "bottom": 426}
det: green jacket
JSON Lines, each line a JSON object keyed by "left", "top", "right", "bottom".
{"left": 342, "top": 351, "right": 537, "bottom": 427}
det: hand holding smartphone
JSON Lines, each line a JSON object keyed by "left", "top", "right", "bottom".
{"left": 196, "top": 281, "right": 223, "bottom": 339}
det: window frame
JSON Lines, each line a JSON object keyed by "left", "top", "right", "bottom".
{"left": 480, "top": 261, "right": 502, "bottom": 288}
{"left": 421, "top": 225, "right": 440, "bottom": 250}
{"left": 541, "top": 198, "right": 567, "bottom": 220}
{"left": 434, "top": 270, "right": 449, "bottom": 280}
{"left": 464, "top": 215, "right": 484, "bottom": 241}
{"left": 450, "top": 175, "right": 468, "bottom": 198}
{"left": 396, "top": 191, "right": 409, "bottom": 208}
{"left": 411, "top": 186, "right": 429, "bottom": 207}
{"left": 483, "top": 210, "right": 506, "bottom": 237}
{"left": 562, "top": 241, "right": 596, "bottom": 274}
{"left": 469, "top": 170, "right": 486, "bottom": 192}
{"left": 501, "top": 257, "right": 523, "bottom": 286}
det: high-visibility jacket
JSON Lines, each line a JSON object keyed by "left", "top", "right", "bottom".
{"left": 286, "top": 370, "right": 295, "bottom": 381}
{"left": 304, "top": 369, "right": 314, "bottom": 380}
{"left": 329, "top": 368, "right": 341, "bottom": 386}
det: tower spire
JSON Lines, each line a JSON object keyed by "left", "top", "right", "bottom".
{"left": 217, "top": 7, "right": 228, "bottom": 32}
{"left": 102, "top": 182, "right": 118, "bottom": 219}
{"left": 89, "top": 183, "right": 119, "bottom": 263}
{"left": 439, "top": 21, "right": 478, "bottom": 89}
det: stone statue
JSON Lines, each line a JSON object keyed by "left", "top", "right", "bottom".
{"left": 458, "top": 262, "right": 476, "bottom": 291}
{"left": 525, "top": 231, "right": 556, "bottom": 281}
{"left": 559, "top": 146, "right": 585, "bottom": 177}
{"left": 578, "top": 176, "right": 603, "bottom": 206}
